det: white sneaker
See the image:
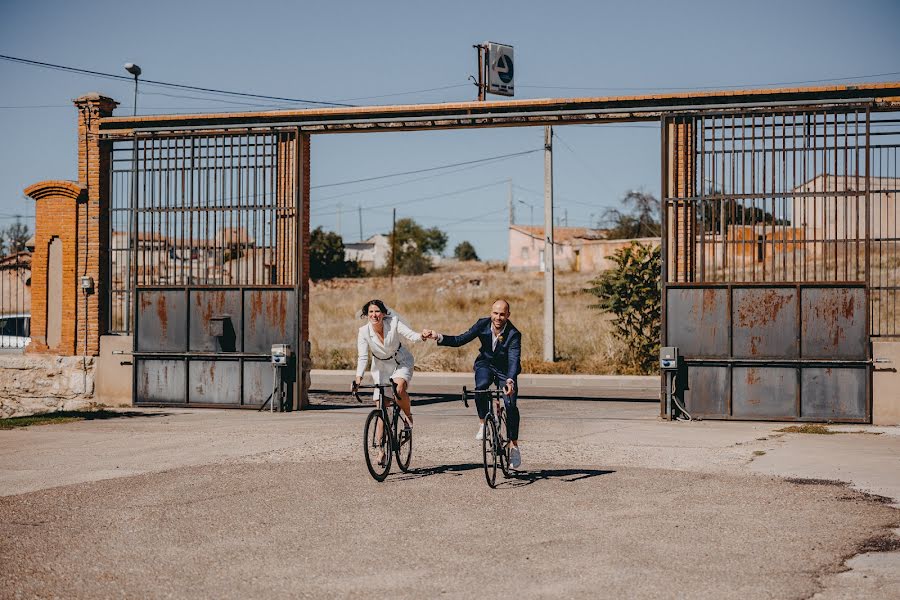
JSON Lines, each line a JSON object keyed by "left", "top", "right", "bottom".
{"left": 475, "top": 423, "right": 484, "bottom": 441}
{"left": 509, "top": 446, "right": 521, "bottom": 469}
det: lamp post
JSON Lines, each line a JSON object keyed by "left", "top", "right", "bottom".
{"left": 124, "top": 63, "right": 142, "bottom": 116}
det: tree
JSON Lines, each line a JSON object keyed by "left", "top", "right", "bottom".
{"left": 0, "top": 222, "right": 31, "bottom": 256}
{"left": 601, "top": 190, "right": 661, "bottom": 239}
{"left": 585, "top": 242, "right": 661, "bottom": 374}
{"left": 388, "top": 218, "right": 448, "bottom": 275}
{"left": 309, "top": 227, "right": 364, "bottom": 281}
{"left": 453, "top": 241, "right": 479, "bottom": 261}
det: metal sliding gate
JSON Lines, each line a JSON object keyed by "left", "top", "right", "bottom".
{"left": 662, "top": 106, "right": 900, "bottom": 421}
{"left": 109, "top": 130, "right": 304, "bottom": 408}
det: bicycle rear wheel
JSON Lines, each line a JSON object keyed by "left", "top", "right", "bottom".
{"left": 482, "top": 417, "right": 500, "bottom": 488}
{"left": 394, "top": 409, "right": 413, "bottom": 472}
{"left": 364, "top": 409, "right": 392, "bottom": 481}
{"left": 497, "top": 409, "right": 510, "bottom": 478}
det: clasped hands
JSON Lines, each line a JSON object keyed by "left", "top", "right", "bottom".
{"left": 420, "top": 329, "right": 438, "bottom": 341}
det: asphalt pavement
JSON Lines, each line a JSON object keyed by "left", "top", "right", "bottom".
{"left": 1, "top": 397, "right": 898, "bottom": 599}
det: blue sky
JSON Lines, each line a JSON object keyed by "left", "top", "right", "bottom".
{"left": 1, "top": 0, "right": 899, "bottom": 259}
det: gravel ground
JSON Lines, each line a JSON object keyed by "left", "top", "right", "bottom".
{"left": 1, "top": 398, "right": 898, "bottom": 599}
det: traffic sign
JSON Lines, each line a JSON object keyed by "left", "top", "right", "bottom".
{"left": 486, "top": 42, "right": 514, "bottom": 97}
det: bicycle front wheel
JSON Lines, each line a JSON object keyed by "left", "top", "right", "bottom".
{"left": 482, "top": 417, "right": 500, "bottom": 488}
{"left": 497, "top": 409, "right": 510, "bottom": 478}
{"left": 364, "top": 409, "right": 392, "bottom": 481}
{"left": 394, "top": 409, "right": 413, "bottom": 472}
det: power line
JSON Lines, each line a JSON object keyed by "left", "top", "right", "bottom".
{"left": 311, "top": 149, "right": 541, "bottom": 190}
{"left": 313, "top": 148, "right": 542, "bottom": 205}
{"left": 0, "top": 54, "right": 355, "bottom": 108}
{"left": 311, "top": 180, "right": 507, "bottom": 217}
{"left": 332, "top": 83, "right": 469, "bottom": 102}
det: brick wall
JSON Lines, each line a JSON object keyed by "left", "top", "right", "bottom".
{"left": 23, "top": 181, "right": 85, "bottom": 354}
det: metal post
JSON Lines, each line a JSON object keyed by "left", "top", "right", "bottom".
{"left": 507, "top": 178, "right": 514, "bottom": 228}
{"left": 390, "top": 208, "right": 396, "bottom": 284}
{"left": 543, "top": 126, "right": 555, "bottom": 362}
{"left": 132, "top": 74, "right": 138, "bottom": 116}
{"left": 358, "top": 204, "right": 363, "bottom": 242}
{"left": 474, "top": 44, "right": 486, "bottom": 102}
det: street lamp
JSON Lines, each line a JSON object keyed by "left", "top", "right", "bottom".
{"left": 124, "top": 62, "right": 142, "bottom": 116}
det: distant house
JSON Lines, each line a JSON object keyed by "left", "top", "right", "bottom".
{"left": 344, "top": 234, "right": 390, "bottom": 272}
{"left": 793, "top": 174, "right": 899, "bottom": 241}
{"left": 508, "top": 225, "right": 659, "bottom": 272}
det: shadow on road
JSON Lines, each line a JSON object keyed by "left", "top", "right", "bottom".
{"left": 307, "top": 394, "right": 459, "bottom": 411}
{"left": 385, "top": 463, "right": 615, "bottom": 486}
{"left": 387, "top": 462, "right": 483, "bottom": 481}
{"left": 500, "top": 468, "right": 615, "bottom": 487}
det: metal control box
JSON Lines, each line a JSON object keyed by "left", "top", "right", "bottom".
{"left": 660, "top": 346, "right": 679, "bottom": 370}
{"left": 271, "top": 344, "right": 291, "bottom": 367}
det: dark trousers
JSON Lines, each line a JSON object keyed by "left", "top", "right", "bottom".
{"left": 474, "top": 365, "right": 520, "bottom": 440}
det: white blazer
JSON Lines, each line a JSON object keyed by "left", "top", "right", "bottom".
{"left": 356, "top": 311, "right": 421, "bottom": 378}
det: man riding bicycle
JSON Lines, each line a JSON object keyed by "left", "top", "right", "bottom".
{"left": 423, "top": 299, "right": 522, "bottom": 468}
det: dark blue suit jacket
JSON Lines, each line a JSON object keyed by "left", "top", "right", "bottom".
{"left": 438, "top": 317, "right": 522, "bottom": 381}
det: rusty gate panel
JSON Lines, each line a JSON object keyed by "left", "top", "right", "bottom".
{"left": 661, "top": 107, "right": 877, "bottom": 422}
{"left": 136, "top": 359, "right": 185, "bottom": 404}
{"left": 190, "top": 290, "right": 242, "bottom": 353}
{"left": 801, "top": 367, "right": 867, "bottom": 420}
{"left": 119, "top": 130, "right": 303, "bottom": 409}
{"left": 732, "top": 288, "right": 798, "bottom": 359}
{"left": 244, "top": 289, "right": 296, "bottom": 353}
{"left": 801, "top": 287, "right": 867, "bottom": 359}
{"left": 189, "top": 360, "right": 241, "bottom": 405}
{"left": 136, "top": 290, "right": 187, "bottom": 352}
{"left": 732, "top": 366, "right": 796, "bottom": 418}
{"left": 665, "top": 288, "right": 729, "bottom": 357}
{"left": 243, "top": 361, "right": 276, "bottom": 406}
{"left": 682, "top": 366, "right": 728, "bottom": 417}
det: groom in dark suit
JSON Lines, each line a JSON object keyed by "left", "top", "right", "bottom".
{"left": 424, "top": 299, "right": 522, "bottom": 468}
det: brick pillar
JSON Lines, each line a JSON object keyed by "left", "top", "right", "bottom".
{"left": 72, "top": 93, "right": 118, "bottom": 356}
{"left": 23, "top": 181, "right": 86, "bottom": 354}
{"left": 275, "top": 131, "right": 310, "bottom": 407}
{"left": 666, "top": 119, "right": 696, "bottom": 282}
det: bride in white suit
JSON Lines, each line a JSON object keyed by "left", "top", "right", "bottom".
{"left": 355, "top": 299, "right": 424, "bottom": 428}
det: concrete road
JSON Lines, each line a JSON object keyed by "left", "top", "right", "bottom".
{"left": 1, "top": 397, "right": 898, "bottom": 599}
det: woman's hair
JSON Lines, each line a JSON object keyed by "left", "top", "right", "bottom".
{"left": 360, "top": 298, "right": 389, "bottom": 318}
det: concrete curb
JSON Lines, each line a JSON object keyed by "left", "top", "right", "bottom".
{"left": 311, "top": 369, "right": 659, "bottom": 400}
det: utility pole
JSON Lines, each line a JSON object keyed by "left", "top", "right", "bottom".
{"left": 507, "top": 179, "right": 515, "bottom": 228}
{"left": 543, "top": 126, "right": 555, "bottom": 362}
{"left": 358, "top": 204, "right": 363, "bottom": 242}
{"left": 336, "top": 202, "right": 342, "bottom": 238}
{"left": 390, "top": 208, "right": 397, "bottom": 284}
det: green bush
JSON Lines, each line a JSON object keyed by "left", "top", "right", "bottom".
{"left": 453, "top": 241, "right": 479, "bottom": 261}
{"left": 585, "top": 242, "right": 661, "bottom": 373}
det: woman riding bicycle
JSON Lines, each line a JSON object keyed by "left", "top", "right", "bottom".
{"left": 355, "top": 299, "right": 423, "bottom": 431}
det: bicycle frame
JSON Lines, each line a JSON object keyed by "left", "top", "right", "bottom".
{"left": 354, "top": 379, "right": 412, "bottom": 481}
{"left": 462, "top": 384, "right": 510, "bottom": 487}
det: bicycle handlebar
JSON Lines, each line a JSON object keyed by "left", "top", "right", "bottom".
{"left": 461, "top": 385, "right": 505, "bottom": 408}
{"left": 351, "top": 381, "right": 397, "bottom": 404}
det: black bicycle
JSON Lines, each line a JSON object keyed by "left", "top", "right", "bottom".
{"left": 462, "top": 385, "right": 510, "bottom": 488}
{"left": 353, "top": 380, "right": 413, "bottom": 481}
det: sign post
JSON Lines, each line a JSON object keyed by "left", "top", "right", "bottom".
{"left": 473, "top": 42, "right": 514, "bottom": 100}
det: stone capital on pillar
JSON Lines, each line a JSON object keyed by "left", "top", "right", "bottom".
{"left": 73, "top": 93, "right": 119, "bottom": 118}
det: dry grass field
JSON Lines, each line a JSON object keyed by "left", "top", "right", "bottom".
{"left": 309, "top": 261, "right": 634, "bottom": 375}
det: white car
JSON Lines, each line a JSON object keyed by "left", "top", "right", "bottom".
{"left": 0, "top": 313, "right": 31, "bottom": 349}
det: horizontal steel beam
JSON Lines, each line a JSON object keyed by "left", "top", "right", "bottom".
{"left": 96, "top": 82, "right": 900, "bottom": 136}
